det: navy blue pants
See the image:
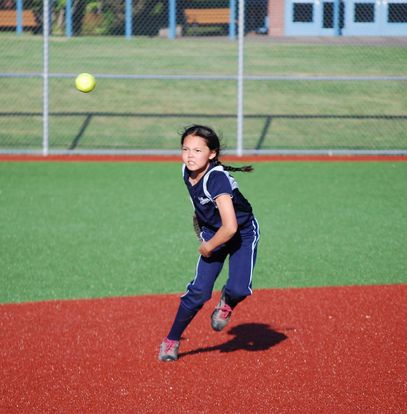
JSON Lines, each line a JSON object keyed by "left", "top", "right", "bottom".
{"left": 181, "top": 218, "right": 260, "bottom": 313}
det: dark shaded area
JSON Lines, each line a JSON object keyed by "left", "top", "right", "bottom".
{"left": 69, "top": 113, "right": 93, "bottom": 150}
{"left": 180, "top": 323, "right": 288, "bottom": 358}
{"left": 256, "top": 115, "right": 272, "bottom": 150}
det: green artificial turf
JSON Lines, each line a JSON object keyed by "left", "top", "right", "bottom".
{"left": 1, "top": 161, "right": 406, "bottom": 304}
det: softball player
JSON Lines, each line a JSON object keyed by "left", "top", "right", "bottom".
{"left": 159, "top": 125, "right": 260, "bottom": 362}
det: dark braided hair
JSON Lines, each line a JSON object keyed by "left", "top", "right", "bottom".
{"left": 180, "top": 125, "right": 253, "bottom": 173}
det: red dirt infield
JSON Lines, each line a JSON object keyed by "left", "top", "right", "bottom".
{"left": 1, "top": 154, "right": 407, "bottom": 163}
{"left": 1, "top": 285, "right": 405, "bottom": 413}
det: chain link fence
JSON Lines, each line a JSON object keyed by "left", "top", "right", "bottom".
{"left": 0, "top": 0, "right": 406, "bottom": 155}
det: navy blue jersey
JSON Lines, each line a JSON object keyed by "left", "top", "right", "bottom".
{"left": 183, "top": 162, "right": 254, "bottom": 231}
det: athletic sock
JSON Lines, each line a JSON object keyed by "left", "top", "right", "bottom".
{"left": 224, "top": 291, "right": 245, "bottom": 310}
{"left": 167, "top": 303, "right": 198, "bottom": 341}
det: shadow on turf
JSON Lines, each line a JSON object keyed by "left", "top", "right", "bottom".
{"left": 179, "top": 323, "right": 287, "bottom": 358}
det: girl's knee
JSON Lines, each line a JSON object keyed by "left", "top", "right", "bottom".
{"left": 181, "top": 285, "right": 212, "bottom": 312}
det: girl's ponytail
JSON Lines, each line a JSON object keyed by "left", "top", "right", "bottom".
{"left": 214, "top": 160, "right": 253, "bottom": 173}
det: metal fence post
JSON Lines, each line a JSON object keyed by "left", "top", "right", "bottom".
{"left": 66, "top": 0, "right": 72, "bottom": 37}
{"left": 16, "top": 0, "right": 23, "bottom": 35}
{"left": 229, "top": 0, "right": 237, "bottom": 40}
{"left": 43, "top": 0, "right": 49, "bottom": 156}
{"left": 169, "top": 0, "right": 176, "bottom": 39}
{"left": 125, "top": 0, "right": 133, "bottom": 39}
{"left": 237, "top": 0, "right": 245, "bottom": 156}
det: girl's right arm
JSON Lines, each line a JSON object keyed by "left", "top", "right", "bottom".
{"left": 198, "top": 194, "right": 237, "bottom": 257}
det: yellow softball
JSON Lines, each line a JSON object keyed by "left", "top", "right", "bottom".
{"left": 75, "top": 73, "right": 96, "bottom": 93}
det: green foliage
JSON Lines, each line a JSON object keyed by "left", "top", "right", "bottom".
{"left": 99, "top": 0, "right": 167, "bottom": 35}
{"left": 22, "top": 0, "right": 166, "bottom": 36}
{"left": 54, "top": 0, "right": 67, "bottom": 12}
{"left": 23, "top": 0, "right": 41, "bottom": 12}
{"left": 86, "top": 1, "right": 100, "bottom": 14}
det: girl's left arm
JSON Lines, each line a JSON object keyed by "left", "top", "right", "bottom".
{"left": 198, "top": 194, "right": 238, "bottom": 258}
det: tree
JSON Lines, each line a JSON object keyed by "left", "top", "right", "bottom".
{"left": 72, "top": 0, "right": 87, "bottom": 35}
{"left": 25, "top": 0, "right": 167, "bottom": 36}
{"left": 25, "top": 0, "right": 89, "bottom": 35}
{"left": 100, "top": 0, "right": 167, "bottom": 36}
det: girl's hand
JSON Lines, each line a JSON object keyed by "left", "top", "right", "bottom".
{"left": 197, "top": 195, "right": 237, "bottom": 258}
{"left": 198, "top": 241, "right": 212, "bottom": 258}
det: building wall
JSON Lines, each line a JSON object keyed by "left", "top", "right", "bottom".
{"left": 268, "top": 0, "right": 407, "bottom": 36}
{"left": 268, "top": 0, "right": 285, "bottom": 36}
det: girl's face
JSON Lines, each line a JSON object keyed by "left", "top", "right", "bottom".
{"left": 181, "top": 134, "right": 216, "bottom": 175}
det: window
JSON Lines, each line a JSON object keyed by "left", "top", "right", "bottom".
{"left": 354, "top": 3, "right": 375, "bottom": 23}
{"left": 293, "top": 3, "right": 314, "bottom": 23}
{"left": 388, "top": 3, "right": 407, "bottom": 23}
{"left": 323, "top": 2, "right": 345, "bottom": 28}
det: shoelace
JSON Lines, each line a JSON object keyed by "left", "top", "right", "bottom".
{"left": 164, "top": 339, "right": 178, "bottom": 352}
{"left": 217, "top": 304, "right": 232, "bottom": 320}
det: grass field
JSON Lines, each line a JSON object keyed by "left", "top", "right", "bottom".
{"left": 1, "top": 35, "right": 406, "bottom": 76}
{"left": 1, "top": 160, "right": 406, "bottom": 304}
{"left": 0, "top": 36, "right": 406, "bottom": 152}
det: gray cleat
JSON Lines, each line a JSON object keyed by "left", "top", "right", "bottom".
{"left": 211, "top": 289, "right": 233, "bottom": 332}
{"left": 158, "top": 338, "right": 180, "bottom": 362}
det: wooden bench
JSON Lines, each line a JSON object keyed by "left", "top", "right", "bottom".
{"left": 184, "top": 8, "right": 231, "bottom": 26}
{"left": 0, "top": 10, "right": 38, "bottom": 30}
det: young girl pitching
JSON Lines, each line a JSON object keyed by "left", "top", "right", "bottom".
{"left": 159, "top": 125, "right": 260, "bottom": 362}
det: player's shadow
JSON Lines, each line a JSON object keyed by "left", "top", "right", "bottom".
{"left": 179, "top": 323, "right": 287, "bottom": 358}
